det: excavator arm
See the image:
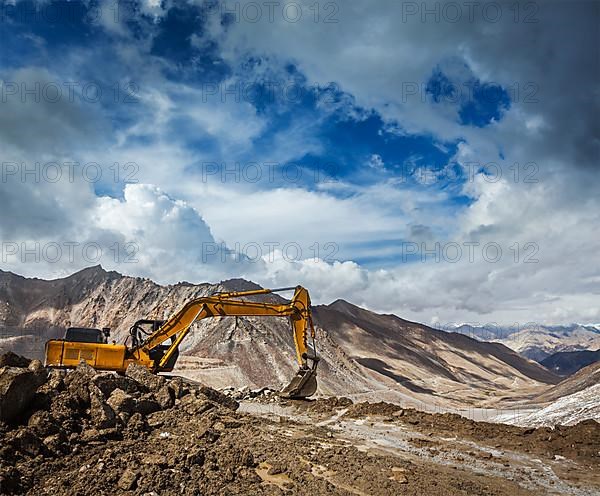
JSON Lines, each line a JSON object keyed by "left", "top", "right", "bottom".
{"left": 45, "top": 285, "right": 319, "bottom": 399}
{"left": 137, "top": 286, "right": 315, "bottom": 366}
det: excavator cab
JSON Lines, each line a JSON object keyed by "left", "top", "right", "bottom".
{"left": 45, "top": 326, "right": 128, "bottom": 371}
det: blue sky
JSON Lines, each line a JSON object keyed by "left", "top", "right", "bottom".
{"left": 1, "top": 0, "right": 489, "bottom": 192}
{"left": 0, "top": 0, "right": 598, "bottom": 325}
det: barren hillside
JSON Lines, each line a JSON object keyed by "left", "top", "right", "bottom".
{"left": 0, "top": 266, "right": 559, "bottom": 409}
{"left": 491, "top": 362, "right": 600, "bottom": 427}
{"left": 541, "top": 349, "right": 600, "bottom": 376}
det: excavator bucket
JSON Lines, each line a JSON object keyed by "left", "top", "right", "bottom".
{"left": 280, "top": 365, "right": 318, "bottom": 399}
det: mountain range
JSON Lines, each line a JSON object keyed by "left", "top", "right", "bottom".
{"left": 444, "top": 323, "right": 600, "bottom": 362}
{"left": 0, "top": 266, "right": 562, "bottom": 410}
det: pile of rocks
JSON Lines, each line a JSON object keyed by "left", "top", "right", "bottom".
{"left": 0, "top": 353, "right": 239, "bottom": 494}
{"left": 219, "top": 386, "right": 279, "bottom": 402}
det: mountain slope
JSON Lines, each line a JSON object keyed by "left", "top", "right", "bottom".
{"left": 0, "top": 266, "right": 215, "bottom": 359}
{"left": 540, "top": 349, "right": 600, "bottom": 376}
{"left": 533, "top": 361, "right": 600, "bottom": 404}
{"left": 0, "top": 266, "right": 560, "bottom": 408}
{"left": 314, "top": 300, "right": 559, "bottom": 407}
{"left": 492, "top": 361, "right": 600, "bottom": 426}
{"left": 493, "top": 384, "right": 600, "bottom": 427}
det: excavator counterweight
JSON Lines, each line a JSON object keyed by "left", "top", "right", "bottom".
{"left": 44, "top": 285, "right": 319, "bottom": 399}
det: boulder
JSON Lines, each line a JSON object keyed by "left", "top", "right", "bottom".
{"left": 181, "top": 397, "right": 215, "bottom": 417}
{"left": 42, "top": 431, "right": 68, "bottom": 455}
{"left": 89, "top": 387, "right": 117, "bottom": 429}
{"left": 0, "top": 367, "right": 47, "bottom": 423}
{"left": 28, "top": 411, "right": 60, "bottom": 438}
{"left": 107, "top": 389, "right": 136, "bottom": 415}
{"left": 49, "top": 391, "right": 83, "bottom": 422}
{"left": 12, "top": 428, "right": 44, "bottom": 457}
{"left": 0, "top": 352, "right": 31, "bottom": 368}
{"left": 27, "top": 360, "right": 43, "bottom": 372}
{"left": 199, "top": 386, "right": 239, "bottom": 411}
{"left": 167, "top": 377, "right": 189, "bottom": 399}
{"left": 92, "top": 373, "right": 145, "bottom": 397}
{"left": 125, "top": 364, "right": 165, "bottom": 392}
{"left": 64, "top": 362, "right": 97, "bottom": 403}
{"left": 44, "top": 369, "right": 66, "bottom": 391}
{"left": 134, "top": 394, "right": 161, "bottom": 415}
{"left": 80, "top": 428, "right": 102, "bottom": 443}
{"left": 126, "top": 412, "right": 149, "bottom": 434}
{"left": 155, "top": 385, "right": 175, "bottom": 410}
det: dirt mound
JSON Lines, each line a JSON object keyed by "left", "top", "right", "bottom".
{"left": 3, "top": 353, "right": 598, "bottom": 495}
{"left": 0, "top": 351, "right": 32, "bottom": 368}
{"left": 0, "top": 357, "right": 241, "bottom": 495}
{"left": 344, "top": 400, "right": 403, "bottom": 417}
{"left": 0, "top": 358, "right": 440, "bottom": 496}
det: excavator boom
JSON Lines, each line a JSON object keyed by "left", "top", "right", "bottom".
{"left": 44, "top": 285, "right": 319, "bottom": 399}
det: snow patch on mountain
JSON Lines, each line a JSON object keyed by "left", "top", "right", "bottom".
{"left": 493, "top": 384, "right": 600, "bottom": 427}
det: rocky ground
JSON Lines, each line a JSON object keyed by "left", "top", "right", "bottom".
{"left": 1, "top": 353, "right": 599, "bottom": 495}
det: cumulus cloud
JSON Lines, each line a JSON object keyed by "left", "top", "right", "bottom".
{"left": 0, "top": 0, "right": 598, "bottom": 326}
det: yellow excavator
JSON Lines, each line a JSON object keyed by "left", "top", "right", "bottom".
{"left": 44, "top": 286, "right": 319, "bottom": 399}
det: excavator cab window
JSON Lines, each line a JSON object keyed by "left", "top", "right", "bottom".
{"left": 128, "top": 319, "right": 179, "bottom": 371}
{"left": 64, "top": 327, "right": 105, "bottom": 344}
{"left": 129, "top": 319, "right": 166, "bottom": 348}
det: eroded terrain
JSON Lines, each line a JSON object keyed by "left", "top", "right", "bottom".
{"left": 1, "top": 354, "right": 598, "bottom": 496}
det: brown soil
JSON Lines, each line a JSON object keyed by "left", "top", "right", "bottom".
{"left": 340, "top": 400, "right": 600, "bottom": 467}
{"left": 3, "top": 412, "right": 540, "bottom": 496}
{"left": 0, "top": 363, "right": 531, "bottom": 496}
{"left": 1, "top": 356, "right": 599, "bottom": 495}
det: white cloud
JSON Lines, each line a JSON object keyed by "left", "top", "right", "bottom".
{"left": 0, "top": 1, "right": 598, "bottom": 327}
{"left": 367, "top": 154, "right": 385, "bottom": 170}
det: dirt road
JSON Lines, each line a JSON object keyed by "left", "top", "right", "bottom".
{"left": 240, "top": 398, "right": 600, "bottom": 495}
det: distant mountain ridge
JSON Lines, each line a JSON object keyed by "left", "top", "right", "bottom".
{"left": 443, "top": 323, "right": 600, "bottom": 362}
{"left": 541, "top": 350, "right": 600, "bottom": 377}
{"left": 0, "top": 266, "right": 560, "bottom": 408}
